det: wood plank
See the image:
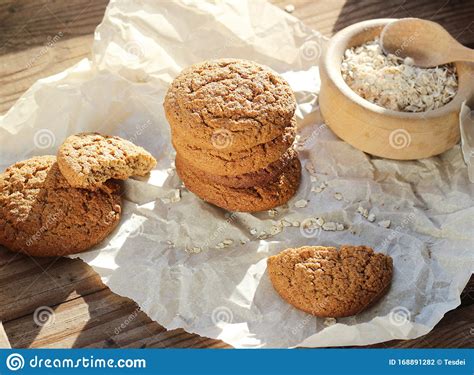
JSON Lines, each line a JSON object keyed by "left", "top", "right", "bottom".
{"left": 0, "top": 251, "right": 106, "bottom": 322}
{"left": 274, "top": 0, "right": 474, "bottom": 47}
{"left": 0, "top": 322, "right": 11, "bottom": 348}
{"left": 4, "top": 288, "right": 230, "bottom": 348}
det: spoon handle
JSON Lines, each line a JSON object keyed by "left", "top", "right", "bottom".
{"left": 453, "top": 45, "right": 474, "bottom": 63}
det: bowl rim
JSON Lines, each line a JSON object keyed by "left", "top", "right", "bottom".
{"left": 322, "top": 18, "right": 471, "bottom": 120}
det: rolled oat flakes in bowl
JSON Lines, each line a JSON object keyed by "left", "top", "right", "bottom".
{"left": 319, "top": 19, "right": 474, "bottom": 160}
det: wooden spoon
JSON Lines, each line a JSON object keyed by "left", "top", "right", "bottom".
{"left": 380, "top": 18, "right": 474, "bottom": 67}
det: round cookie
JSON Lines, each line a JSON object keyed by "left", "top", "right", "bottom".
{"left": 176, "top": 155, "right": 301, "bottom": 212}
{"left": 173, "top": 124, "right": 296, "bottom": 176}
{"left": 0, "top": 155, "right": 122, "bottom": 257}
{"left": 175, "top": 148, "right": 298, "bottom": 188}
{"left": 164, "top": 58, "right": 297, "bottom": 152}
{"left": 58, "top": 132, "right": 157, "bottom": 190}
{"left": 267, "top": 245, "right": 393, "bottom": 317}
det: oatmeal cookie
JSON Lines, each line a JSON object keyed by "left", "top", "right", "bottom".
{"left": 267, "top": 245, "right": 393, "bottom": 317}
{"left": 176, "top": 154, "right": 301, "bottom": 212}
{"left": 0, "top": 156, "right": 122, "bottom": 257}
{"left": 175, "top": 148, "right": 298, "bottom": 188}
{"left": 164, "top": 58, "right": 297, "bottom": 151}
{"left": 173, "top": 124, "right": 295, "bottom": 176}
{"left": 58, "top": 132, "right": 156, "bottom": 189}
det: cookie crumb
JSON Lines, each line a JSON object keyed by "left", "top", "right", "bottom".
{"left": 367, "top": 213, "right": 376, "bottom": 222}
{"left": 334, "top": 192, "right": 343, "bottom": 201}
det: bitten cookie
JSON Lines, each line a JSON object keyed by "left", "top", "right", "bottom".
{"left": 176, "top": 155, "right": 301, "bottom": 212}
{"left": 173, "top": 124, "right": 296, "bottom": 176}
{"left": 164, "top": 58, "right": 297, "bottom": 152}
{"left": 175, "top": 148, "right": 298, "bottom": 188}
{"left": 267, "top": 245, "right": 393, "bottom": 317}
{"left": 0, "top": 156, "right": 122, "bottom": 257}
{"left": 58, "top": 132, "right": 157, "bottom": 189}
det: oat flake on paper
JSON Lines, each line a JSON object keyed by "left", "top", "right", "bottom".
{"left": 0, "top": 0, "right": 473, "bottom": 348}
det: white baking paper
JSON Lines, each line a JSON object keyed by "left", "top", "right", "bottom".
{"left": 0, "top": 0, "right": 473, "bottom": 348}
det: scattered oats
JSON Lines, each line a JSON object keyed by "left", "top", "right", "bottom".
{"left": 187, "top": 246, "right": 202, "bottom": 254}
{"left": 250, "top": 228, "right": 258, "bottom": 236}
{"left": 334, "top": 192, "right": 343, "bottom": 201}
{"left": 305, "top": 161, "right": 315, "bottom": 174}
{"left": 312, "top": 186, "right": 323, "bottom": 193}
{"left": 357, "top": 205, "right": 369, "bottom": 218}
{"left": 310, "top": 175, "right": 318, "bottom": 183}
{"left": 315, "top": 217, "right": 325, "bottom": 227}
{"left": 295, "top": 199, "right": 308, "bottom": 208}
{"left": 301, "top": 218, "right": 318, "bottom": 229}
{"left": 378, "top": 220, "right": 391, "bottom": 228}
{"left": 170, "top": 189, "right": 181, "bottom": 203}
{"left": 336, "top": 223, "right": 345, "bottom": 231}
{"left": 215, "top": 242, "right": 225, "bottom": 249}
{"left": 324, "top": 317, "right": 337, "bottom": 327}
{"left": 281, "top": 219, "right": 292, "bottom": 227}
{"left": 403, "top": 56, "right": 414, "bottom": 66}
{"left": 268, "top": 209, "right": 278, "bottom": 217}
{"left": 367, "top": 213, "right": 376, "bottom": 222}
{"left": 284, "top": 4, "right": 295, "bottom": 13}
{"left": 292, "top": 221, "right": 300, "bottom": 227}
{"left": 166, "top": 240, "right": 174, "bottom": 246}
{"left": 258, "top": 231, "right": 268, "bottom": 239}
{"left": 161, "top": 198, "right": 171, "bottom": 204}
{"left": 322, "top": 222, "right": 337, "bottom": 231}
{"left": 341, "top": 38, "right": 458, "bottom": 112}
{"left": 269, "top": 225, "right": 282, "bottom": 236}
{"left": 222, "top": 239, "right": 234, "bottom": 246}
{"left": 240, "top": 239, "right": 248, "bottom": 245}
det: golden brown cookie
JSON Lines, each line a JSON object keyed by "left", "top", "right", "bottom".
{"left": 175, "top": 148, "right": 298, "bottom": 188}
{"left": 267, "top": 245, "right": 393, "bottom": 317}
{"left": 164, "top": 58, "right": 297, "bottom": 152}
{"left": 57, "top": 132, "right": 157, "bottom": 190}
{"left": 0, "top": 156, "right": 122, "bottom": 257}
{"left": 176, "top": 154, "right": 301, "bottom": 212}
{"left": 173, "top": 124, "right": 296, "bottom": 176}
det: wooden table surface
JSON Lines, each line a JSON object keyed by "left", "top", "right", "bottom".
{"left": 0, "top": 0, "right": 473, "bottom": 349}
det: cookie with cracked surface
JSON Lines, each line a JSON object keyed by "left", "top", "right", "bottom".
{"left": 0, "top": 155, "right": 122, "bottom": 257}
{"left": 57, "top": 132, "right": 157, "bottom": 189}
{"left": 173, "top": 123, "right": 296, "bottom": 176}
{"left": 175, "top": 148, "right": 298, "bottom": 188}
{"left": 267, "top": 245, "right": 393, "bottom": 317}
{"left": 164, "top": 58, "right": 297, "bottom": 152}
{"left": 176, "top": 154, "right": 301, "bottom": 212}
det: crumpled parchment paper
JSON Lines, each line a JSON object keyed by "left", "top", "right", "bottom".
{"left": 0, "top": 0, "right": 473, "bottom": 348}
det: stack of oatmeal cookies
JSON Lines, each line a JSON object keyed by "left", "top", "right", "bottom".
{"left": 164, "top": 58, "right": 301, "bottom": 212}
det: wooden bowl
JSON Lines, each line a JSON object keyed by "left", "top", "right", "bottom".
{"left": 319, "top": 19, "right": 474, "bottom": 160}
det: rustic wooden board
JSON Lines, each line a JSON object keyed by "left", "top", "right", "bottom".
{"left": 0, "top": 0, "right": 473, "bottom": 349}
